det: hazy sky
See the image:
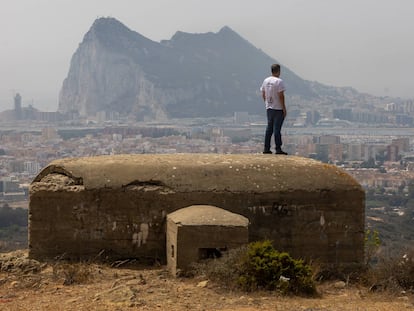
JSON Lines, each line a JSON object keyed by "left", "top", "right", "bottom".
{"left": 1, "top": 0, "right": 413, "bottom": 111}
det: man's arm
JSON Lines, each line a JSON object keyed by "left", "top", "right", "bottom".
{"left": 262, "top": 90, "right": 266, "bottom": 102}
{"left": 278, "top": 91, "right": 286, "bottom": 117}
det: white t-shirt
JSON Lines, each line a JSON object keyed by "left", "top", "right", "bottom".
{"left": 260, "top": 76, "right": 286, "bottom": 110}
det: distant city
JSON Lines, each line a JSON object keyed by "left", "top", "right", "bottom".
{"left": 1, "top": 92, "right": 414, "bottom": 211}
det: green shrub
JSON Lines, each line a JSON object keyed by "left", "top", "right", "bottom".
{"left": 365, "top": 229, "right": 381, "bottom": 266}
{"left": 190, "top": 240, "right": 316, "bottom": 296}
{"left": 237, "top": 240, "right": 316, "bottom": 295}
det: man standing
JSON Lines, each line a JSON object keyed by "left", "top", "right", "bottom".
{"left": 260, "top": 64, "right": 287, "bottom": 155}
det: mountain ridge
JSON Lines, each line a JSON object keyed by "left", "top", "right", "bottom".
{"left": 58, "top": 17, "right": 378, "bottom": 121}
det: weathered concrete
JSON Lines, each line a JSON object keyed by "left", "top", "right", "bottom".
{"left": 166, "top": 205, "right": 249, "bottom": 275}
{"left": 29, "top": 154, "right": 365, "bottom": 265}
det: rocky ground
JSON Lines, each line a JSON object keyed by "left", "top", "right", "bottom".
{"left": 0, "top": 250, "right": 413, "bottom": 311}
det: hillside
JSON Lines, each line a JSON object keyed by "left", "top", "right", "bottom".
{"left": 0, "top": 250, "right": 412, "bottom": 310}
{"left": 58, "top": 17, "right": 377, "bottom": 121}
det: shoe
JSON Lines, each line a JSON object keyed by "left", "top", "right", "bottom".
{"left": 263, "top": 150, "right": 272, "bottom": 154}
{"left": 275, "top": 149, "right": 288, "bottom": 155}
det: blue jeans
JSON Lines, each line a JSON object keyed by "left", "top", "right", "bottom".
{"left": 264, "top": 109, "right": 284, "bottom": 152}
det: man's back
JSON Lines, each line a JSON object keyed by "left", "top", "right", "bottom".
{"left": 260, "top": 76, "right": 285, "bottom": 110}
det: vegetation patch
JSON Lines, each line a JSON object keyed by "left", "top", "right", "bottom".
{"left": 363, "top": 249, "right": 414, "bottom": 293}
{"left": 190, "top": 240, "right": 317, "bottom": 296}
{"left": 0, "top": 204, "right": 28, "bottom": 251}
{"left": 52, "top": 262, "right": 93, "bottom": 285}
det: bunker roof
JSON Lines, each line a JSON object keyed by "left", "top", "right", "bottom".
{"left": 32, "top": 154, "right": 362, "bottom": 193}
{"left": 167, "top": 205, "right": 249, "bottom": 227}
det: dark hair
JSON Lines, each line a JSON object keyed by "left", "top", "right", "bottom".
{"left": 271, "top": 64, "right": 281, "bottom": 74}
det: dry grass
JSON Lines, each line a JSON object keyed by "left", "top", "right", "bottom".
{"left": 363, "top": 249, "right": 414, "bottom": 294}
{"left": 52, "top": 262, "right": 94, "bottom": 285}
{"left": 0, "top": 250, "right": 413, "bottom": 310}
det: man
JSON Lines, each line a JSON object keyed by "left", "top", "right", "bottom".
{"left": 260, "top": 64, "right": 287, "bottom": 155}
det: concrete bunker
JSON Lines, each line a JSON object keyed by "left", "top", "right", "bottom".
{"left": 166, "top": 205, "right": 249, "bottom": 275}
{"left": 29, "top": 154, "right": 365, "bottom": 265}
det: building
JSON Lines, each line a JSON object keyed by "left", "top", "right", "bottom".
{"left": 14, "top": 93, "right": 22, "bottom": 120}
{"left": 166, "top": 205, "right": 248, "bottom": 275}
{"left": 29, "top": 154, "right": 365, "bottom": 267}
{"left": 306, "top": 110, "right": 321, "bottom": 125}
{"left": 387, "top": 144, "right": 399, "bottom": 162}
{"left": 396, "top": 114, "right": 413, "bottom": 126}
{"left": 233, "top": 111, "right": 249, "bottom": 124}
{"left": 41, "top": 127, "right": 60, "bottom": 141}
{"left": 315, "top": 135, "right": 341, "bottom": 145}
{"left": 0, "top": 177, "right": 26, "bottom": 201}
{"left": 392, "top": 138, "right": 410, "bottom": 153}
{"left": 347, "top": 144, "right": 363, "bottom": 161}
{"left": 332, "top": 108, "right": 352, "bottom": 121}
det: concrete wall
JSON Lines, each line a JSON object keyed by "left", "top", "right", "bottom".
{"left": 166, "top": 205, "right": 249, "bottom": 275}
{"left": 173, "top": 225, "right": 248, "bottom": 274}
{"left": 29, "top": 154, "right": 365, "bottom": 264}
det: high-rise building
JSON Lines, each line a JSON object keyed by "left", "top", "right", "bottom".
{"left": 14, "top": 93, "right": 22, "bottom": 120}
{"left": 363, "top": 145, "right": 377, "bottom": 161}
{"left": 348, "top": 144, "right": 363, "bottom": 161}
{"left": 387, "top": 145, "right": 399, "bottom": 162}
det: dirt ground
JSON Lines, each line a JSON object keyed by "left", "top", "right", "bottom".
{"left": 0, "top": 251, "right": 413, "bottom": 311}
